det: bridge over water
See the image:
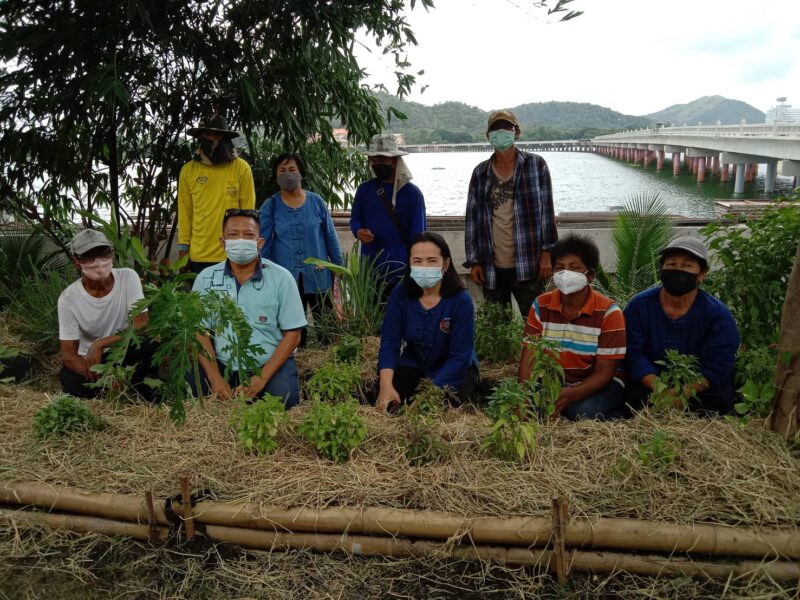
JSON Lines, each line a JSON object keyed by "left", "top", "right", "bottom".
{"left": 399, "top": 140, "right": 593, "bottom": 153}
{"left": 592, "top": 124, "right": 800, "bottom": 194}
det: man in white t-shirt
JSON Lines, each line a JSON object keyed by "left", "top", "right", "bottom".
{"left": 57, "top": 229, "right": 154, "bottom": 399}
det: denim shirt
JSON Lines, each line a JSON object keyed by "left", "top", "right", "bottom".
{"left": 259, "top": 191, "right": 344, "bottom": 293}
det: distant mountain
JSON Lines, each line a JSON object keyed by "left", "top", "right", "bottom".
{"left": 644, "top": 95, "right": 764, "bottom": 126}
{"left": 371, "top": 93, "right": 765, "bottom": 143}
{"left": 510, "top": 101, "right": 651, "bottom": 130}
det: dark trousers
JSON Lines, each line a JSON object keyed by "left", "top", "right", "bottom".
{"left": 370, "top": 364, "right": 480, "bottom": 407}
{"left": 483, "top": 267, "right": 544, "bottom": 318}
{"left": 186, "top": 356, "right": 300, "bottom": 409}
{"left": 297, "top": 274, "right": 332, "bottom": 347}
{"left": 624, "top": 381, "right": 731, "bottom": 416}
{"left": 59, "top": 339, "right": 158, "bottom": 402}
{"left": 189, "top": 260, "right": 218, "bottom": 275}
{"left": 562, "top": 380, "right": 625, "bottom": 421}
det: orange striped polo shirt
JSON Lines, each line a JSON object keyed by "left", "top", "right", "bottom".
{"left": 524, "top": 288, "right": 626, "bottom": 385}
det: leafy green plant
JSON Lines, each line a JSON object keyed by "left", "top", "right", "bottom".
{"left": 649, "top": 349, "right": 704, "bottom": 412}
{"left": 306, "top": 360, "right": 362, "bottom": 403}
{"left": 32, "top": 394, "right": 106, "bottom": 438}
{"left": 520, "top": 336, "right": 565, "bottom": 418}
{"left": 0, "top": 227, "right": 68, "bottom": 306}
{"left": 637, "top": 429, "right": 679, "bottom": 470}
{"left": 702, "top": 200, "right": 800, "bottom": 346}
{"left": 230, "top": 394, "right": 288, "bottom": 455}
{"left": 474, "top": 302, "right": 524, "bottom": 363}
{"left": 5, "top": 265, "right": 73, "bottom": 352}
{"left": 727, "top": 345, "right": 777, "bottom": 423}
{"left": 594, "top": 191, "right": 676, "bottom": 306}
{"left": 0, "top": 343, "right": 19, "bottom": 383}
{"left": 305, "top": 247, "right": 388, "bottom": 340}
{"left": 331, "top": 335, "right": 363, "bottom": 364}
{"left": 482, "top": 378, "right": 538, "bottom": 463}
{"left": 401, "top": 379, "right": 449, "bottom": 466}
{"left": 299, "top": 398, "right": 366, "bottom": 463}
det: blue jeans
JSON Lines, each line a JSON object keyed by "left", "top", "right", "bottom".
{"left": 562, "top": 379, "right": 625, "bottom": 421}
{"left": 186, "top": 355, "right": 300, "bottom": 409}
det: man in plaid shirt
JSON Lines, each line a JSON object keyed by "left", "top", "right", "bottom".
{"left": 464, "top": 109, "right": 558, "bottom": 317}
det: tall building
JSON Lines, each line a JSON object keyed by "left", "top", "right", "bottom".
{"left": 765, "top": 98, "right": 800, "bottom": 124}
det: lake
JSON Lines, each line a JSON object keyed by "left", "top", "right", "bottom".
{"left": 403, "top": 151, "right": 797, "bottom": 218}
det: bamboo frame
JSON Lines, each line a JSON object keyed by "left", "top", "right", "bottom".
{"left": 2, "top": 508, "right": 799, "bottom": 582}
{"left": 2, "top": 480, "right": 799, "bottom": 562}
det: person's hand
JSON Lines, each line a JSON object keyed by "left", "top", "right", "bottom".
{"left": 356, "top": 228, "right": 375, "bottom": 243}
{"left": 234, "top": 375, "right": 267, "bottom": 400}
{"left": 83, "top": 343, "right": 104, "bottom": 381}
{"left": 470, "top": 264, "right": 485, "bottom": 285}
{"left": 209, "top": 376, "right": 233, "bottom": 401}
{"left": 376, "top": 385, "right": 401, "bottom": 414}
{"left": 538, "top": 252, "right": 553, "bottom": 280}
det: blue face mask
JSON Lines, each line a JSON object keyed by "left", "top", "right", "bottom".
{"left": 225, "top": 239, "right": 259, "bottom": 265}
{"left": 488, "top": 129, "right": 515, "bottom": 152}
{"left": 410, "top": 266, "right": 444, "bottom": 289}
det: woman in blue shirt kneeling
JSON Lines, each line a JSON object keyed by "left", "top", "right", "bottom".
{"left": 376, "top": 232, "right": 479, "bottom": 413}
{"left": 259, "top": 153, "right": 344, "bottom": 346}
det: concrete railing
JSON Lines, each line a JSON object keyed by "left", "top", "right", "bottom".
{"left": 595, "top": 124, "right": 800, "bottom": 140}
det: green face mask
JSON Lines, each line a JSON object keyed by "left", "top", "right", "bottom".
{"left": 488, "top": 129, "right": 515, "bottom": 152}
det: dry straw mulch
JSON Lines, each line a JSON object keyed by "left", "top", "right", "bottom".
{"left": 2, "top": 379, "right": 799, "bottom": 530}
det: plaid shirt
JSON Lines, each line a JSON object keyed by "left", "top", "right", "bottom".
{"left": 464, "top": 149, "right": 557, "bottom": 289}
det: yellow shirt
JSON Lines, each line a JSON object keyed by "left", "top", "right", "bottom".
{"left": 177, "top": 157, "right": 256, "bottom": 262}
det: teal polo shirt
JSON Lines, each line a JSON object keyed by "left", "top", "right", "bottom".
{"left": 192, "top": 259, "right": 307, "bottom": 369}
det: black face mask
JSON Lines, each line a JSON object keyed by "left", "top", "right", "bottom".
{"left": 660, "top": 269, "right": 698, "bottom": 296}
{"left": 372, "top": 164, "right": 393, "bottom": 181}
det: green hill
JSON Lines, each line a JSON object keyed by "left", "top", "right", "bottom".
{"left": 644, "top": 95, "right": 764, "bottom": 126}
{"left": 510, "top": 101, "right": 651, "bottom": 130}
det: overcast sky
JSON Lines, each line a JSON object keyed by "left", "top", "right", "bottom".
{"left": 355, "top": 0, "right": 800, "bottom": 116}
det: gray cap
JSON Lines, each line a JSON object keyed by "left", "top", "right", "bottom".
{"left": 660, "top": 236, "right": 708, "bottom": 262}
{"left": 70, "top": 229, "right": 112, "bottom": 255}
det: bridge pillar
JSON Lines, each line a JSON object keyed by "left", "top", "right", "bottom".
{"left": 734, "top": 163, "right": 746, "bottom": 194}
{"left": 745, "top": 163, "right": 754, "bottom": 182}
{"left": 656, "top": 150, "right": 665, "bottom": 171}
{"left": 720, "top": 163, "right": 729, "bottom": 182}
{"left": 691, "top": 158, "right": 698, "bottom": 176}
{"left": 710, "top": 155, "right": 719, "bottom": 176}
{"left": 696, "top": 157, "right": 706, "bottom": 182}
{"left": 752, "top": 163, "right": 759, "bottom": 178}
{"left": 764, "top": 161, "right": 778, "bottom": 194}
{"left": 672, "top": 153, "right": 681, "bottom": 175}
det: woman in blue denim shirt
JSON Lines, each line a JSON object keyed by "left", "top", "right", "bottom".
{"left": 259, "top": 153, "right": 344, "bottom": 346}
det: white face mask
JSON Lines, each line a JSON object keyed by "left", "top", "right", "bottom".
{"left": 553, "top": 269, "right": 588, "bottom": 295}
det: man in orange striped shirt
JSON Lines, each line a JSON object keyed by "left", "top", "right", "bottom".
{"left": 518, "top": 235, "right": 626, "bottom": 420}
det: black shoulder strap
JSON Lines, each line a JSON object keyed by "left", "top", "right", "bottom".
{"left": 376, "top": 185, "right": 409, "bottom": 247}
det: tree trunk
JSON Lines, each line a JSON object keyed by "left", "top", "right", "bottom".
{"left": 770, "top": 239, "right": 800, "bottom": 438}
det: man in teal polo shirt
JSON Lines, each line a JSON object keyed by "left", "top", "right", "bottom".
{"left": 191, "top": 209, "right": 307, "bottom": 408}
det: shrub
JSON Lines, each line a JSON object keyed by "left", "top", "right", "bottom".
{"left": 474, "top": 302, "right": 523, "bottom": 363}
{"left": 231, "top": 394, "right": 288, "bottom": 455}
{"left": 6, "top": 265, "right": 73, "bottom": 352}
{"left": 649, "top": 349, "right": 704, "bottom": 413}
{"left": 331, "top": 335, "right": 362, "bottom": 364}
{"left": 299, "top": 398, "right": 366, "bottom": 463}
{"left": 520, "top": 336, "right": 564, "bottom": 418}
{"left": 33, "top": 394, "right": 105, "bottom": 438}
{"left": 702, "top": 200, "right": 800, "bottom": 346}
{"left": 401, "top": 379, "right": 448, "bottom": 466}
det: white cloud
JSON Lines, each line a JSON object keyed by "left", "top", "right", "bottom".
{"left": 355, "top": 0, "right": 800, "bottom": 115}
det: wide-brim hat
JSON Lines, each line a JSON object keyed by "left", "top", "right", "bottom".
{"left": 70, "top": 229, "right": 113, "bottom": 256}
{"left": 187, "top": 114, "right": 239, "bottom": 139}
{"left": 660, "top": 236, "right": 708, "bottom": 262}
{"left": 364, "top": 133, "right": 407, "bottom": 157}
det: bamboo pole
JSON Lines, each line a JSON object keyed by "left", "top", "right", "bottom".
{"left": 3, "top": 508, "right": 799, "bottom": 582}
{"left": 3, "top": 480, "right": 800, "bottom": 560}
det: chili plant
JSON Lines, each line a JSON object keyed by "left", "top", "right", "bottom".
{"left": 521, "top": 336, "right": 565, "bottom": 419}
{"left": 401, "top": 379, "right": 448, "bottom": 466}
{"left": 474, "top": 301, "right": 524, "bottom": 363}
{"left": 650, "top": 349, "right": 704, "bottom": 413}
{"left": 482, "top": 378, "right": 538, "bottom": 463}
{"left": 306, "top": 360, "right": 362, "bottom": 403}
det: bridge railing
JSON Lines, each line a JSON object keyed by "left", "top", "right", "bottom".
{"left": 594, "top": 123, "right": 800, "bottom": 140}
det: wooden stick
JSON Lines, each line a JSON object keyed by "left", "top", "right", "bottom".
{"left": 144, "top": 491, "right": 158, "bottom": 545}
{"left": 180, "top": 476, "right": 194, "bottom": 540}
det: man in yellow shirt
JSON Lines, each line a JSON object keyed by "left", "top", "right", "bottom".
{"left": 177, "top": 115, "right": 256, "bottom": 273}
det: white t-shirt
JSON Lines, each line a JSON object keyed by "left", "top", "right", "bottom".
{"left": 57, "top": 268, "right": 145, "bottom": 356}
